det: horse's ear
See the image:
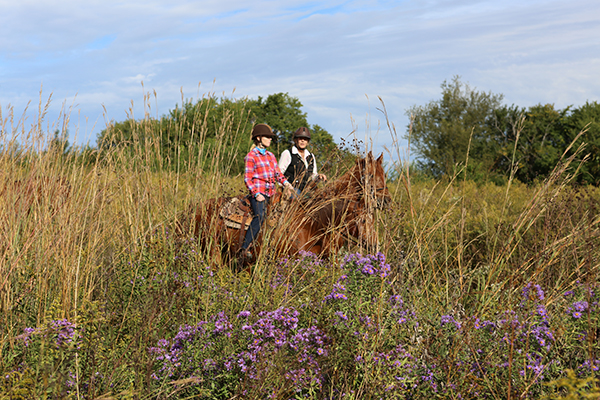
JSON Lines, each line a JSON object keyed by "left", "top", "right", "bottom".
{"left": 376, "top": 153, "right": 384, "bottom": 164}
{"left": 366, "top": 151, "right": 374, "bottom": 161}
{"left": 357, "top": 156, "right": 366, "bottom": 170}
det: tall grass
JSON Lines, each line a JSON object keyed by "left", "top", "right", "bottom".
{"left": 1, "top": 90, "right": 244, "bottom": 349}
{"left": 0, "top": 93, "right": 599, "bottom": 399}
{"left": 379, "top": 104, "right": 598, "bottom": 314}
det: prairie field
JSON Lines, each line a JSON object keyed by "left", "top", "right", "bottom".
{"left": 1, "top": 97, "right": 599, "bottom": 399}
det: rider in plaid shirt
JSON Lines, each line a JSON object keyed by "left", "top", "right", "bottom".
{"left": 244, "top": 147, "right": 287, "bottom": 198}
{"left": 240, "top": 124, "right": 292, "bottom": 261}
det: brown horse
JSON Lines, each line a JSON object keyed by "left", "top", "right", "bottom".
{"left": 183, "top": 152, "right": 390, "bottom": 265}
{"left": 271, "top": 152, "right": 390, "bottom": 257}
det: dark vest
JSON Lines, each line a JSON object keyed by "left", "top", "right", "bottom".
{"left": 283, "top": 147, "right": 315, "bottom": 191}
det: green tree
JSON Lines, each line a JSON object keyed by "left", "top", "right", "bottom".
{"left": 474, "top": 103, "right": 571, "bottom": 184}
{"left": 404, "top": 78, "right": 581, "bottom": 185}
{"left": 97, "top": 96, "right": 254, "bottom": 174}
{"left": 514, "top": 104, "right": 569, "bottom": 183}
{"left": 247, "top": 93, "right": 309, "bottom": 153}
{"left": 563, "top": 101, "right": 600, "bottom": 185}
{"left": 405, "top": 76, "right": 504, "bottom": 178}
{"left": 485, "top": 104, "right": 525, "bottom": 181}
{"left": 308, "top": 123, "right": 338, "bottom": 168}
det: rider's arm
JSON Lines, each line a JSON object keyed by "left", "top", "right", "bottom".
{"left": 312, "top": 155, "right": 327, "bottom": 181}
{"left": 278, "top": 149, "right": 291, "bottom": 174}
{"left": 244, "top": 153, "right": 258, "bottom": 196}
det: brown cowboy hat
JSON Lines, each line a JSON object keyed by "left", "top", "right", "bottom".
{"left": 251, "top": 123, "right": 276, "bottom": 139}
{"left": 293, "top": 127, "right": 311, "bottom": 140}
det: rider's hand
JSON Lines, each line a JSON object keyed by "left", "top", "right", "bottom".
{"left": 256, "top": 193, "right": 266, "bottom": 202}
{"left": 318, "top": 174, "right": 327, "bottom": 182}
{"left": 284, "top": 182, "right": 294, "bottom": 195}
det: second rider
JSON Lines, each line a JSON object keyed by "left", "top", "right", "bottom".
{"left": 278, "top": 127, "right": 327, "bottom": 195}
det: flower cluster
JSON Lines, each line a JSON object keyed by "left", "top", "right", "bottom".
{"left": 17, "top": 319, "right": 79, "bottom": 349}
{"left": 11, "top": 318, "right": 91, "bottom": 398}
{"left": 420, "top": 282, "right": 563, "bottom": 398}
{"left": 440, "top": 314, "right": 462, "bottom": 330}
{"left": 342, "top": 252, "right": 391, "bottom": 279}
{"left": 144, "top": 253, "right": 599, "bottom": 399}
{"left": 150, "top": 307, "right": 329, "bottom": 396}
{"left": 324, "top": 277, "right": 348, "bottom": 301}
{"left": 562, "top": 282, "right": 600, "bottom": 373}
{"left": 389, "top": 294, "right": 416, "bottom": 326}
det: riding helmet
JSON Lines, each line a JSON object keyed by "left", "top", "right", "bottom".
{"left": 293, "top": 127, "right": 311, "bottom": 141}
{"left": 251, "top": 123, "right": 276, "bottom": 140}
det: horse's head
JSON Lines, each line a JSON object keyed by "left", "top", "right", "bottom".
{"left": 353, "top": 152, "right": 391, "bottom": 209}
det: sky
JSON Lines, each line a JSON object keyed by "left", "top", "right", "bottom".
{"left": 1, "top": 0, "right": 599, "bottom": 163}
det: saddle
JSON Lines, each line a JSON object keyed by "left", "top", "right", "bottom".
{"left": 218, "top": 192, "right": 286, "bottom": 231}
{"left": 219, "top": 196, "right": 253, "bottom": 230}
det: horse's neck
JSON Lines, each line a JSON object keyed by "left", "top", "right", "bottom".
{"left": 332, "top": 173, "right": 362, "bottom": 200}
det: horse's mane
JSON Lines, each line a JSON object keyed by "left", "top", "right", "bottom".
{"left": 306, "top": 152, "right": 381, "bottom": 205}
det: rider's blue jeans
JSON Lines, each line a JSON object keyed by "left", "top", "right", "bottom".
{"left": 241, "top": 195, "right": 269, "bottom": 250}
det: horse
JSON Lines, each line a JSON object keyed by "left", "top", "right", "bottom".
{"left": 270, "top": 152, "right": 390, "bottom": 257}
{"left": 181, "top": 152, "right": 390, "bottom": 266}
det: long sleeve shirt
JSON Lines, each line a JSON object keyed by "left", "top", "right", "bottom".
{"left": 244, "top": 147, "right": 289, "bottom": 198}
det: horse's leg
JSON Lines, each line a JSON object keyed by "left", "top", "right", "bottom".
{"left": 192, "top": 199, "right": 231, "bottom": 267}
{"left": 295, "top": 224, "right": 325, "bottom": 256}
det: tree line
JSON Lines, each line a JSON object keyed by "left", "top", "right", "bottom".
{"left": 28, "top": 81, "right": 600, "bottom": 186}
{"left": 406, "top": 76, "right": 600, "bottom": 185}
{"left": 96, "top": 92, "right": 338, "bottom": 175}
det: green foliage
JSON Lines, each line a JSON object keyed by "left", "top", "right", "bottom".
{"left": 564, "top": 101, "right": 600, "bottom": 185}
{"left": 406, "top": 78, "right": 600, "bottom": 186}
{"left": 0, "top": 370, "right": 35, "bottom": 400}
{"left": 545, "top": 369, "right": 600, "bottom": 399}
{"left": 97, "top": 96, "right": 252, "bottom": 175}
{"left": 406, "top": 76, "right": 504, "bottom": 178}
{"left": 307, "top": 123, "right": 338, "bottom": 168}
{"left": 248, "top": 92, "right": 308, "bottom": 146}
{"left": 97, "top": 92, "right": 337, "bottom": 175}
{"left": 512, "top": 104, "right": 569, "bottom": 183}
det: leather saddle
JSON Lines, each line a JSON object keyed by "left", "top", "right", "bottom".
{"left": 218, "top": 192, "right": 285, "bottom": 231}
{"left": 219, "top": 196, "right": 252, "bottom": 230}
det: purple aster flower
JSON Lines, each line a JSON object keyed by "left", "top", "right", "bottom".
{"left": 335, "top": 311, "right": 348, "bottom": 320}
{"left": 572, "top": 301, "right": 589, "bottom": 312}
{"left": 441, "top": 315, "right": 461, "bottom": 330}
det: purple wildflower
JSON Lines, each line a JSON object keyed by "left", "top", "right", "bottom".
{"left": 441, "top": 315, "right": 461, "bottom": 330}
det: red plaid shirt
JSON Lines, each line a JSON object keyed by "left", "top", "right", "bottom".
{"left": 244, "top": 148, "right": 289, "bottom": 197}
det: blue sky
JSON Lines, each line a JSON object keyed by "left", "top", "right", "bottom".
{"left": 1, "top": 0, "right": 599, "bottom": 161}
